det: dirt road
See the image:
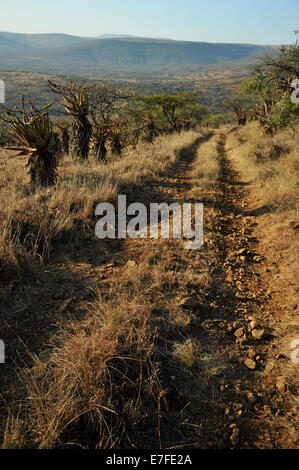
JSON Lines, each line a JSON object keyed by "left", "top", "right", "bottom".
{"left": 119, "top": 132, "right": 297, "bottom": 448}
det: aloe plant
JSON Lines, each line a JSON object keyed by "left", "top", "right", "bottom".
{"left": 109, "top": 119, "right": 124, "bottom": 156}
{"left": 56, "top": 119, "right": 70, "bottom": 154}
{"left": 90, "top": 119, "right": 109, "bottom": 161}
{"left": 2, "top": 97, "right": 59, "bottom": 190}
{"left": 48, "top": 81, "right": 91, "bottom": 160}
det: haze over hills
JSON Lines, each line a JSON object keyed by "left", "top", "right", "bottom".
{"left": 0, "top": 31, "right": 276, "bottom": 74}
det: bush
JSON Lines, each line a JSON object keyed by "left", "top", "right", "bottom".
{"left": 205, "top": 114, "right": 227, "bottom": 128}
{"left": 272, "top": 99, "right": 299, "bottom": 131}
{"left": 0, "top": 121, "right": 14, "bottom": 146}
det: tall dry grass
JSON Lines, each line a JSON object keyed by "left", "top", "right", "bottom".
{"left": 0, "top": 128, "right": 205, "bottom": 449}
{"left": 2, "top": 288, "right": 159, "bottom": 449}
{"left": 226, "top": 121, "right": 299, "bottom": 211}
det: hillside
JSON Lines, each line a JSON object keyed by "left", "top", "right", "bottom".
{"left": 97, "top": 34, "right": 173, "bottom": 40}
{"left": 0, "top": 32, "right": 92, "bottom": 55}
{"left": 0, "top": 36, "right": 276, "bottom": 74}
{"left": 0, "top": 63, "right": 252, "bottom": 115}
{"left": 0, "top": 34, "right": 33, "bottom": 55}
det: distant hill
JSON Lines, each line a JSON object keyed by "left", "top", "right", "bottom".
{"left": 0, "top": 34, "right": 33, "bottom": 55}
{"left": 98, "top": 34, "right": 173, "bottom": 40}
{"left": 0, "top": 32, "right": 92, "bottom": 55}
{"left": 0, "top": 36, "right": 276, "bottom": 74}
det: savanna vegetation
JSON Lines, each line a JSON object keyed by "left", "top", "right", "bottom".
{"left": 0, "top": 35, "right": 298, "bottom": 450}
{"left": 223, "top": 36, "right": 299, "bottom": 132}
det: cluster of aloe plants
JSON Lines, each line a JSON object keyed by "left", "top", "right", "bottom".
{"left": 1, "top": 81, "right": 130, "bottom": 190}
{"left": 49, "top": 80, "right": 128, "bottom": 161}
{"left": 1, "top": 80, "right": 206, "bottom": 191}
{"left": 105, "top": 118, "right": 124, "bottom": 156}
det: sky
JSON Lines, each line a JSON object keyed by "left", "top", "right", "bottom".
{"left": 0, "top": 0, "right": 298, "bottom": 45}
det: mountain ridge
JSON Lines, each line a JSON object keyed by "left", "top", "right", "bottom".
{"left": 0, "top": 33, "right": 276, "bottom": 74}
{"left": 97, "top": 34, "right": 173, "bottom": 40}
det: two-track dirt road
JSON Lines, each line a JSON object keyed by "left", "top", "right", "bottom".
{"left": 119, "top": 131, "right": 297, "bottom": 448}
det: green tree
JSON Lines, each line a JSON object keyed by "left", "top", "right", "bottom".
{"left": 240, "top": 35, "right": 299, "bottom": 134}
{"left": 205, "top": 114, "right": 227, "bottom": 129}
{"left": 222, "top": 94, "right": 254, "bottom": 126}
{"left": 137, "top": 92, "right": 207, "bottom": 132}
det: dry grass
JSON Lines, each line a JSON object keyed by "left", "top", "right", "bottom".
{"left": 3, "top": 289, "right": 158, "bottom": 449}
{"left": 189, "top": 134, "right": 220, "bottom": 204}
{"left": 172, "top": 338, "right": 201, "bottom": 369}
{"left": 0, "top": 129, "right": 208, "bottom": 449}
{"left": 226, "top": 121, "right": 299, "bottom": 211}
{"left": 0, "top": 239, "right": 203, "bottom": 449}
{"left": 192, "top": 136, "right": 220, "bottom": 183}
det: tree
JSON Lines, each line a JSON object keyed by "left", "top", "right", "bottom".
{"left": 88, "top": 84, "right": 132, "bottom": 156}
{"left": 176, "top": 102, "right": 209, "bottom": 129}
{"left": 125, "top": 100, "right": 159, "bottom": 144}
{"left": 222, "top": 94, "right": 254, "bottom": 126}
{"left": 240, "top": 36, "right": 299, "bottom": 134}
{"left": 240, "top": 78, "right": 278, "bottom": 133}
{"left": 137, "top": 92, "right": 207, "bottom": 133}
{"left": 255, "top": 40, "right": 299, "bottom": 97}
{"left": 271, "top": 98, "right": 299, "bottom": 133}
{"left": 88, "top": 84, "right": 132, "bottom": 127}
{"left": 205, "top": 114, "right": 227, "bottom": 129}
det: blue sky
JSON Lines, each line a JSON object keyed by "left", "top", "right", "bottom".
{"left": 0, "top": 0, "right": 298, "bottom": 44}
